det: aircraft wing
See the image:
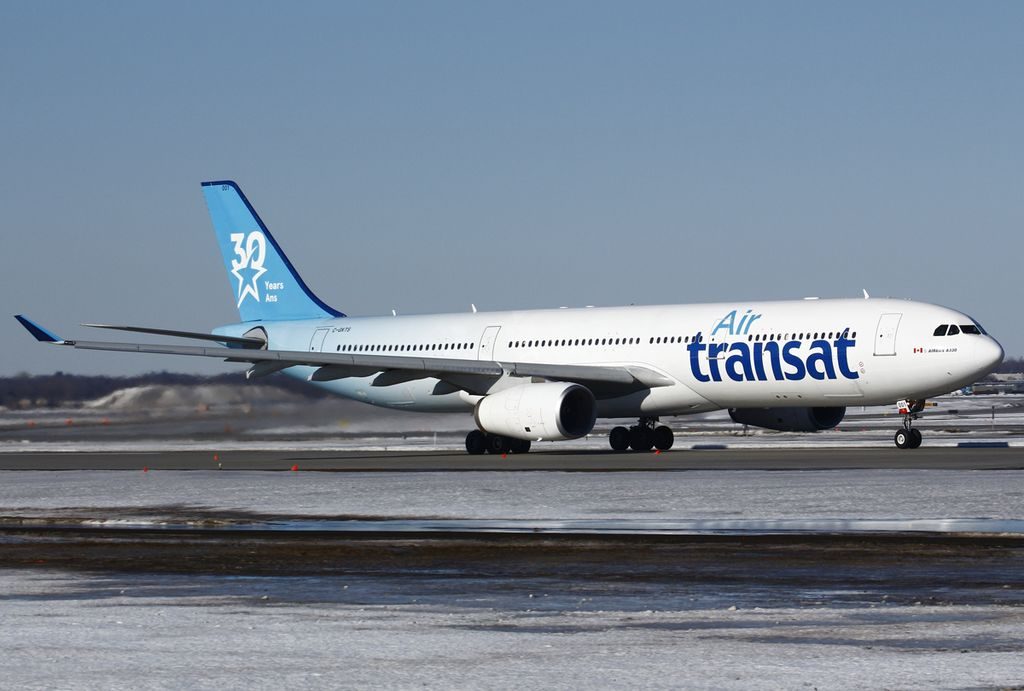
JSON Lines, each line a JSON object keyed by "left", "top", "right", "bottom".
{"left": 15, "top": 316, "right": 672, "bottom": 397}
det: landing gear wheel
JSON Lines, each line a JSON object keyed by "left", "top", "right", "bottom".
{"left": 895, "top": 399, "right": 926, "bottom": 450}
{"left": 609, "top": 426, "right": 630, "bottom": 452}
{"left": 486, "top": 434, "right": 511, "bottom": 455}
{"left": 629, "top": 426, "right": 654, "bottom": 452}
{"left": 653, "top": 425, "right": 674, "bottom": 451}
{"left": 466, "top": 430, "right": 487, "bottom": 455}
{"left": 509, "top": 438, "right": 532, "bottom": 454}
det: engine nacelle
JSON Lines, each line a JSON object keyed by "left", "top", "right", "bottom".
{"left": 728, "top": 406, "right": 846, "bottom": 432}
{"left": 474, "top": 382, "right": 597, "bottom": 441}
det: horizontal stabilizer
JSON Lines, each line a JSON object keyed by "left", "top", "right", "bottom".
{"left": 82, "top": 324, "right": 265, "bottom": 347}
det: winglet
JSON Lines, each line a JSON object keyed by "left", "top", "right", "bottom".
{"left": 14, "top": 315, "right": 64, "bottom": 343}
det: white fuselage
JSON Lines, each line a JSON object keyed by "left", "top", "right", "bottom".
{"left": 219, "top": 297, "right": 1003, "bottom": 419}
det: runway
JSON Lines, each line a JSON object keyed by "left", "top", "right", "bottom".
{"left": 2, "top": 445, "right": 1024, "bottom": 471}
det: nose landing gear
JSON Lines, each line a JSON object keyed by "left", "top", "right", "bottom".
{"left": 894, "top": 399, "right": 924, "bottom": 449}
{"left": 609, "top": 417, "right": 674, "bottom": 452}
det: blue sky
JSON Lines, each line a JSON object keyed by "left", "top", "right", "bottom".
{"left": 2, "top": 2, "right": 1022, "bottom": 375}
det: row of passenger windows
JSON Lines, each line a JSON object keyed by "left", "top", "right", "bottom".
{"left": 747, "top": 330, "right": 855, "bottom": 342}
{"left": 505, "top": 330, "right": 856, "bottom": 349}
{"left": 330, "top": 328, "right": 859, "bottom": 356}
{"left": 510, "top": 336, "right": 666, "bottom": 348}
{"left": 334, "top": 342, "right": 475, "bottom": 353}
{"left": 934, "top": 324, "right": 983, "bottom": 336}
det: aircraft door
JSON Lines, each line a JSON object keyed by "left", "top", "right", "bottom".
{"left": 309, "top": 327, "right": 329, "bottom": 352}
{"left": 477, "top": 326, "right": 501, "bottom": 361}
{"left": 873, "top": 313, "right": 902, "bottom": 356}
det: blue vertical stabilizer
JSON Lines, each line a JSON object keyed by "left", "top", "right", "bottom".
{"left": 202, "top": 180, "right": 344, "bottom": 322}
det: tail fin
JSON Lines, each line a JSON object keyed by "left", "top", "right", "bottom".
{"left": 202, "top": 180, "right": 344, "bottom": 322}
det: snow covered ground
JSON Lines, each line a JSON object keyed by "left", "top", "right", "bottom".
{"left": 1, "top": 567, "right": 1022, "bottom": 690}
{"left": 0, "top": 469, "right": 1022, "bottom": 688}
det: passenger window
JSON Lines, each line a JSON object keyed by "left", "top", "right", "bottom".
{"left": 948, "top": 325, "right": 960, "bottom": 335}
{"left": 933, "top": 325, "right": 947, "bottom": 336}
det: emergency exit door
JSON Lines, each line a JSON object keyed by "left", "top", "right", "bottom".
{"left": 873, "top": 313, "right": 901, "bottom": 356}
{"left": 309, "top": 327, "right": 329, "bottom": 352}
{"left": 477, "top": 326, "right": 501, "bottom": 360}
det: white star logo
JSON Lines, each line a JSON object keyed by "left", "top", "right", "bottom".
{"left": 229, "top": 231, "right": 267, "bottom": 308}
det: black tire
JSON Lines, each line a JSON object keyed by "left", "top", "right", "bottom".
{"left": 465, "top": 430, "right": 487, "bottom": 455}
{"left": 486, "top": 434, "right": 510, "bottom": 455}
{"left": 509, "top": 439, "right": 532, "bottom": 454}
{"left": 908, "top": 429, "right": 923, "bottom": 449}
{"left": 894, "top": 429, "right": 910, "bottom": 449}
{"left": 653, "top": 425, "right": 674, "bottom": 451}
{"left": 609, "top": 426, "right": 630, "bottom": 452}
{"left": 629, "top": 426, "right": 654, "bottom": 452}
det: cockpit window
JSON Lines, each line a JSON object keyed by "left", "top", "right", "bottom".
{"left": 933, "top": 325, "right": 948, "bottom": 337}
{"left": 960, "top": 324, "right": 981, "bottom": 334}
{"left": 948, "top": 324, "right": 960, "bottom": 335}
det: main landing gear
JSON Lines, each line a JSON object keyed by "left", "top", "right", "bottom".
{"left": 609, "top": 417, "right": 674, "bottom": 452}
{"left": 465, "top": 430, "right": 531, "bottom": 455}
{"left": 894, "top": 399, "right": 925, "bottom": 449}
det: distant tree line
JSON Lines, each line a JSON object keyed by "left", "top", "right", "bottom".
{"left": 1, "top": 371, "right": 329, "bottom": 409}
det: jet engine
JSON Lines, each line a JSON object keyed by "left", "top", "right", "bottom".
{"left": 474, "top": 382, "right": 597, "bottom": 441}
{"left": 728, "top": 406, "right": 845, "bottom": 432}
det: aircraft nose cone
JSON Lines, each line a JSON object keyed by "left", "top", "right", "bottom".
{"left": 978, "top": 336, "right": 1004, "bottom": 375}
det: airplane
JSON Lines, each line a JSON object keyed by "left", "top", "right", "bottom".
{"left": 16, "top": 180, "right": 1004, "bottom": 453}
